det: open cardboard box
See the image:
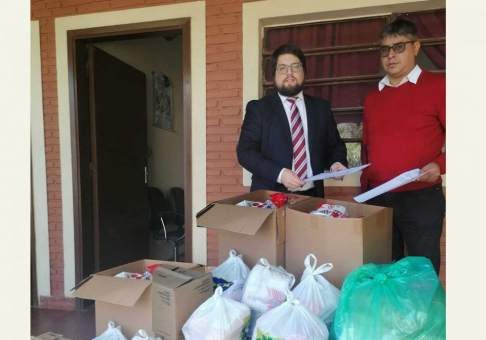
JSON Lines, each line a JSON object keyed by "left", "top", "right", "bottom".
{"left": 72, "top": 259, "right": 200, "bottom": 337}
{"left": 197, "top": 190, "right": 311, "bottom": 268}
{"left": 285, "top": 198, "right": 393, "bottom": 288}
{"left": 31, "top": 333, "right": 70, "bottom": 340}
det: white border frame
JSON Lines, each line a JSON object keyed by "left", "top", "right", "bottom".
{"left": 55, "top": 2, "right": 207, "bottom": 296}
{"left": 242, "top": 0, "right": 446, "bottom": 187}
{"left": 31, "top": 20, "right": 51, "bottom": 298}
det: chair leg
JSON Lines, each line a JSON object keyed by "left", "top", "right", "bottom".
{"left": 173, "top": 244, "right": 179, "bottom": 262}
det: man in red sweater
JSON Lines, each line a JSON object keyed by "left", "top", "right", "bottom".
{"left": 361, "top": 19, "right": 445, "bottom": 275}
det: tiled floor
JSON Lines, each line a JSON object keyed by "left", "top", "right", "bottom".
{"left": 31, "top": 305, "right": 96, "bottom": 340}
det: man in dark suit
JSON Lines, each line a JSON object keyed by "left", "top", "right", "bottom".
{"left": 237, "top": 44, "right": 348, "bottom": 198}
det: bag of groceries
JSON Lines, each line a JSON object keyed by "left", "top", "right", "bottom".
{"left": 252, "top": 291, "right": 329, "bottom": 340}
{"left": 242, "top": 258, "right": 295, "bottom": 336}
{"left": 182, "top": 286, "right": 251, "bottom": 340}
{"left": 93, "top": 321, "right": 127, "bottom": 340}
{"left": 130, "top": 330, "right": 161, "bottom": 340}
{"left": 330, "top": 257, "right": 446, "bottom": 340}
{"left": 292, "top": 254, "right": 340, "bottom": 328}
{"left": 211, "top": 249, "right": 250, "bottom": 302}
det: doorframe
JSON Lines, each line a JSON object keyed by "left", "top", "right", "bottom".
{"left": 55, "top": 3, "right": 207, "bottom": 301}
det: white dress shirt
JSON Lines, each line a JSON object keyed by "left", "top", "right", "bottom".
{"left": 379, "top": 64, "right": 422, "bottom": 91}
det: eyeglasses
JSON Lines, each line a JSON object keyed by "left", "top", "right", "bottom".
{"left": 276, "top": 63, "right": 303, "bottom": 74}
{"left": 378, "top": 41, "right": 416, "bottom": 57}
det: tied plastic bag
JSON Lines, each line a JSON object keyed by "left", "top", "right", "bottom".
{"left": 182, "top": 286, "right": 251, "bottom": 340}
{"left": 93, "top": 321, "right": 128, "bottom": 340}
{"left": 242, "top": 258, "right": 295, "bottom": 336}
{"left": 251, "top": 291, "right": 329, "bottom": 340}
{"left": 211, "top": 249, "right": 250, "bottom": 302}
{"left": 330, "top": 257, "right": 446, "bottom": 340}
{"left": 292, "top": 254, "right": 340, "bottom": 328}
{"left": 130, "top": 330, "right": 161, "bottom": 340}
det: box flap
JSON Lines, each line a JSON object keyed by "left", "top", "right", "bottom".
{"left": 197, "top": 204, "right": 274, "bottom": 235}
{"left": 71, "top": 275, "right": 151, "bottom": 306}
{"left": 153, "top": 267, "right": 195, "bottom": 289}
{"left": 172, "top": 267, "right": 207, "bottom": 279}
{"left": 34, "top": 333, "right": 64, "bottom": 340}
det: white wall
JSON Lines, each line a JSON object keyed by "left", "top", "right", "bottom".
{"left": 31, "top": 20, "right": 51, "bottom": 298}
{"left": 94, "top": 35, "right": 184, "bottom": 197}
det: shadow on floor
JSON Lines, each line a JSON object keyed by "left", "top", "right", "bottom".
{"left": 31, "top": 305, "right": 96, "bottom": 340}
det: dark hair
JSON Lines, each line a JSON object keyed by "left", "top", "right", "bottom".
{"left": 271, "top": 44, "right": 307, "bottom": 77}
{"left": 380, "top": 19, "right": 418, "bottom": 41}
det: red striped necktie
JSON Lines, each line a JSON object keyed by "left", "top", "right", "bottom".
{"left": 287, "top": 97, "right": 308, "bottom": 180}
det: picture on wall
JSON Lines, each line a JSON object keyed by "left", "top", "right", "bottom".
{"left": 153, "top": 72, "right": 174, "bottom": 131}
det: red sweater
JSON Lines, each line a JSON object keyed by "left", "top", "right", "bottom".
{"left": 360, "top": 70, "right": 446, "bottom": 192}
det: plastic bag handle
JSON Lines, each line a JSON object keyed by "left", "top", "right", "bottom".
{"left": 304, "top": 254, "right": 333, "bottom": 276}
{"left": 229, "top": 249, "right": 237, "bottom": 257}
{"left": 137, "top": 329, "right": 149, "bottom": 338}
{"left": 289, "top": 273, "right": 296, "bottom": 288}
{"left": 214, "top": 286, "right": 223, "bottom": 297}
{"left": 108, "top": 321, "right": 115, "bottom": 329}
{"left": 259, "top": 258, "right": 269, "bottom": 267}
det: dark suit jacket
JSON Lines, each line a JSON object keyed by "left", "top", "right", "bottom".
{"left": 237, "top": 93, "right": 347, "bottom": 198}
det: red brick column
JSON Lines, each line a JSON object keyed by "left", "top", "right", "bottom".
{"left": 205, "top": 0, "right": 248, "bottom": 266}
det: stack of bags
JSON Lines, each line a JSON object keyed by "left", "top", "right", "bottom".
{"left": 183, "top": 252, "right": 341, "bottom": 340}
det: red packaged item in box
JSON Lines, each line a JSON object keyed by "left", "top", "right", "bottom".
{"left": 269, "top": 193, "right": 289, "bottom": 208}
{"left": 311, "top": 203, "right": 348, "bottom": 218}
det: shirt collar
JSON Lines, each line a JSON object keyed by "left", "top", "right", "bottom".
{"left": 278, "top": 91, "right": 304, "bottom": 105}
{"left": 378, "top": 65, "right": 422, "bottom": 91}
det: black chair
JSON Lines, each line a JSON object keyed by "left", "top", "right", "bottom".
{"left": 148, "top": 187, "right": 185, "bottom": 261}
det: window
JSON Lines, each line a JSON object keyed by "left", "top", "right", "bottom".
{"left": 262, "top": 9, "right": 445, "bottom": 167}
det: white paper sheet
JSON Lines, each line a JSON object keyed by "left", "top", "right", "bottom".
{"left": 304, "top": 164, "right": 371, "bottom": 182}
{"left": 353, "top": 168, "right": 429, "bottom": 203}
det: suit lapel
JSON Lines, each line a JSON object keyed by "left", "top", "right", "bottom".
{"left": 304, "top": 94, "right": 317, "bottom": 155}
{"left": 270, "top": 93, "right": 292, "bottom": 144}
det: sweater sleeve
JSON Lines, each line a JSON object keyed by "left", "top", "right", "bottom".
{"left": 433, "top": 76, "right": 446, "bottom": 174}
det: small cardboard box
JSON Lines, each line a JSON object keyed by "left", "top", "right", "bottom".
{"left": 32, "top": 333, "right": 70, "bottom": 340}
{"left": 152, "top": 266, "right": 213, "bottom": 340}
{"left": 285, "top": 198, "right": 393, "bottom": 288}
{"left": 72, "top": 259, "right": 200, "bottom": 337}
{"left": 197, "top": 190, "right": 311, "bottom": 268}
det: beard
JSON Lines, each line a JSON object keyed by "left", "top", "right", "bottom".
{"left": 276, "top": 79, "right": 304, "bottom": 97}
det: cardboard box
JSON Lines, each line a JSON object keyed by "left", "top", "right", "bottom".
{"left": 285, "top": 198, "right": 393, "bottom": 288}
{"left": 31, "top": 333, "right": 70, "bottom": 340}
{"left": 152, "top": 266, "right": 213, "bottom": 340}
{"left": 72, "top": 259, "right": 200, "bottom": 337}
{"left": 197, "top": 190, "right": 311, "bottom": 268}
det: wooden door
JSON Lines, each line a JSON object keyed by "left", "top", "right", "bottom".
{"left": 88, "top": 46, "right": 149, "bottom": 271}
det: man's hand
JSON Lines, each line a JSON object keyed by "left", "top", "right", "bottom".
{"left": 417, "top": 162, "right": 441, "bottom": 182}
{"left": 330, "top": 162, "right": 348, "bottom": 181}
{"left": 281, "top": 169, "right": 305, "bottom": 190}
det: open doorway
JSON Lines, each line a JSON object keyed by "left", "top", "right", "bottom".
{"left": 68, "top": 21, "right": 192, "bottom": 310}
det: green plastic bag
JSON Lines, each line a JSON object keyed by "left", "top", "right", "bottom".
{"left": 330, "top": 257, "right": 445, "bottom": 340}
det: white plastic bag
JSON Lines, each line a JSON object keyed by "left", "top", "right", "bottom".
{"left": 93, "top": 321, "right": 128, "bottom": 340}
{"left": 242, "top": 258, "right": 295, "bottom": 336}
{"left": 130, "top": 330, "right": 161, "bottom": 340}
{"left": 182, "top": 286, "right": 251, "bottom": 340}
{"left": 251, "top": 291, "right": 329, "bottom": 340}
{"left": 292, "top": 254, "right": 340, "bottom": 328}
{"left": 211, "top": 249, "right": 250, "bottom": 302}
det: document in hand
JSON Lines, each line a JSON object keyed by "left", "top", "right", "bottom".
{"left": 304, "top": 164, "right": 371, "bottom": 182}
{"left": 354, "top": 169, "right": 429, "bottom": 203}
